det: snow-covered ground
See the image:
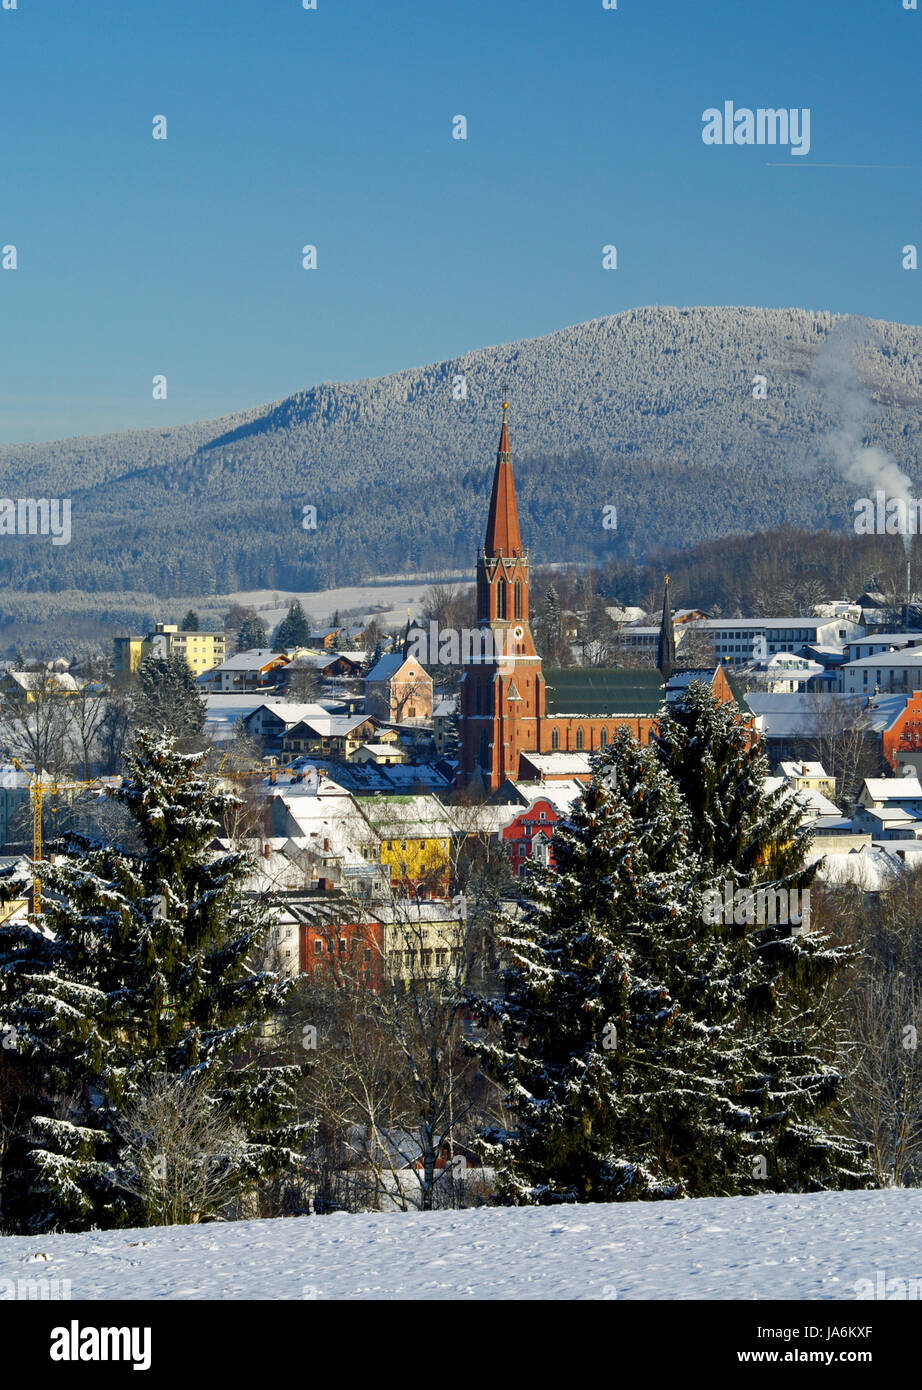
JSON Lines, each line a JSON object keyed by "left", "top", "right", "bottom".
{"left": 2, "top": 1190, "right": 922, "bottom": 1300}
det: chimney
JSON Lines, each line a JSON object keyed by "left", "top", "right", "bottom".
{"left": 263, "top": 843, "right": 271, "bottom": 860}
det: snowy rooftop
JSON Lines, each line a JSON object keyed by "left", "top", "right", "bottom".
{"left": 862, "top": 777, "right": 922, "bottom": 802}
{"left": 520, "top": 753, "right": 593, "bottom": 776}
{"left": 510, "top": 779, "right": 586, "bottom": 816}
{"left": 779, "top": 760, "right": 830, "bottom": 779}
{"left": 203, "top": 649, "right": 286, "bottom": 673}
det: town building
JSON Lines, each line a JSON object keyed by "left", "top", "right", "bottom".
{"left": 500, "top": 796, "right": 559, "bottom": 877}
{"left": 114, "top": 623, "right": 226, "bottom": 678}
{"left": 198, "top": 649, "right": 290, "bottom": 693}
{"left": 364, "top": 652, "right": 433, "bottom": 723}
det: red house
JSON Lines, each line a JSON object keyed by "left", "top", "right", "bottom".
{"left": 501, "top": 797, "right": 559, "bottom": 877}
{"left": 882, "top": 691, "right": 922, "bottom": 771}
{"left": 298, "top": 912, "right": 385, "bottom": 992}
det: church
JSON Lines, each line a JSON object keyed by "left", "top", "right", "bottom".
{"left": 458, "top": 408, "right": 736, "bottom": 792}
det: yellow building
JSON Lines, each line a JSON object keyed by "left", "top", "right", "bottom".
{"left": 355, "top": 794, "right": 452, "bottom": 892}
{"left": 114, "top": 623, "right": 226, "bottom": 678}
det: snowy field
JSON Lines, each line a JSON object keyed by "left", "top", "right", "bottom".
{"left": 2, "top": 1189, "right": 922, "bottom": 1300}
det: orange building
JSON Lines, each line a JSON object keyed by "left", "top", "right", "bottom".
{"left": 882, "top": 691, "right": 922, "bottom": 771}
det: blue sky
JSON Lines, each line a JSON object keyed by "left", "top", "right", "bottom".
{"left": 1, "top": 0, "right": 920, "bottom": 442}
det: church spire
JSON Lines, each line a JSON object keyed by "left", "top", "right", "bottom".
{"left": 483, "top": 402, "right": 523, "bottom": 558}
{"left": 657, "top": 574, "right": 676, "bottom": 681}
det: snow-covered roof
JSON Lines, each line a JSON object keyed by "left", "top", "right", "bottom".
{"left": 355, "top": 793, "right": 453, "bottom": 839}
{"left": 287, "top": 714, "right": 371, "bottom": 737}
{"left": 3, "top": 670, "right": 80, "bottom": 692}
{"left": 520, "top": 752, "right": 593, "bottom": 776}
{"left": 268, "top": 786, "right": 381, "bottom": 866}
{"left": 365, "top": 652, "right": 413, "bottom": 682}
{"left": 856, "top": 806, "right": 922, "bottom": 826}
{"left": 206, "top": 649, "right": 286, "bottom": 673}
{"left": 509, "top": 779, "right": 586, "bottom": 815}
{"left": 330, "top": 762, "right": 452, "bottom": 793}
{"left": 863, "top": 777, "right": 922, "bottom": 802}
{"left": 817, "top": 844, "right": 907, "bottom": 890}
{"left": 245, "top": 701, "right": 331, "bottom": 727}
{"left": 779, "top": 761, "right": 830, "bottom": 780}
{"left": 763, "top": 778, "right": 840, "bottom": 820}
{"left": 845, "top": 650, "right": 922, "bottom": 669}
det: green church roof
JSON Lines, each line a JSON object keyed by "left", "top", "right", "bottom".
{"left": 543, "top": 668, "right": 665, "bottom": 716}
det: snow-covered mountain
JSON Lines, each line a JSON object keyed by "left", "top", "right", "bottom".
{"left": 0, "top": 306, "right": 920, "bottom": 608}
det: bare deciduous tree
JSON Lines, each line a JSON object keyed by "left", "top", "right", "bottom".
{"left": 111, "top": 1073, "right": 251, "bottom": 1226}
{"left": 808, "top": 691, "right": 883, "bottom": 808}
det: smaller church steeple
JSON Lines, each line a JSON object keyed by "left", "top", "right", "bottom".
{"left": 657, "top": 574, "right": 676, "bottom": 682}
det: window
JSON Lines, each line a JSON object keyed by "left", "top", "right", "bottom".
{"left": 497, "top": 580, "right": 506, "bottom": 619}
{"left": 313, "top": 940, "right": 324, "bottom": 955}
{"left": 514, "top": 581, "right": 522, "bottom": 619}
{"left": 600, "top": 728, "right": 607, "bottom": 747}
{"left": 576, "top": 727, "right": 584, "bottom": 750}
{"left": 551, "top": 727, "right": 559, "bottom": 750}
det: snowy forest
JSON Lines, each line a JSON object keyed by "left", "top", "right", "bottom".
{"left": 0, "top": 306, "right": 920, "bottom": 615}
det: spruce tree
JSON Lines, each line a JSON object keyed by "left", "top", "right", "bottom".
{"left": 470, "top": 729, "right": 750, "bottom": 1203}
{"left": 136, "top": 652, "right": 206, "bottom": 744}
{"left": 272, "top": 602, "right": 311, "bottom": 651}
{"left": 236, "top": 615, "right": 269, "bottom": 653}
{"left": 653, "top": 682, "right": 870, "bottom": 1193}
{"left": 180, "top": 610, "right": 200, "bottom": 632}
{"left": 0, "top": 733, "right": 305, "bottom": 1233}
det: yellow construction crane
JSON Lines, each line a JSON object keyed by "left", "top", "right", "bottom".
{"left": 12, "top": 760, "right": 100, "bottom": 916}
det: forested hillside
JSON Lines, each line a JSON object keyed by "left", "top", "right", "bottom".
{"left": 0, "top": 306, "right": 920, "bottom": 619}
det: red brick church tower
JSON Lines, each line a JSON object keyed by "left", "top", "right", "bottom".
{"left": 458, "top": 407, "right": 720, "bottom": 792}
{"left": 459, "top": 405, "right": 546, "bottom": 787}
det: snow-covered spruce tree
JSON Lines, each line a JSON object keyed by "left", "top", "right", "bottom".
{"left": 0, "top": 732, "right": 305, "bottom": 1233}
{"left": 469, "top": 729, "right": 756, "bottom": 1204}
{"left": 135, "top": 652, "right": 206, "bottom": 746}
{"left": 653, "top": 682, "right": 870, "bottom": 1193}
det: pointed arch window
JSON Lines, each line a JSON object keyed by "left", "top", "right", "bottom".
{"left": 600, "top": 728, "right": 608, "bottom": 747}
{"left": 576, "top": 727, "right": 584, "bottom": 750}
{"left": 497, "top": 580, "right": 506, "bottom": 619}
{"left": 514, "top": 581, "right": 522, "bottom": 620}
{"left": 551, "top": 727, "right": 559, "bottom": 750}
